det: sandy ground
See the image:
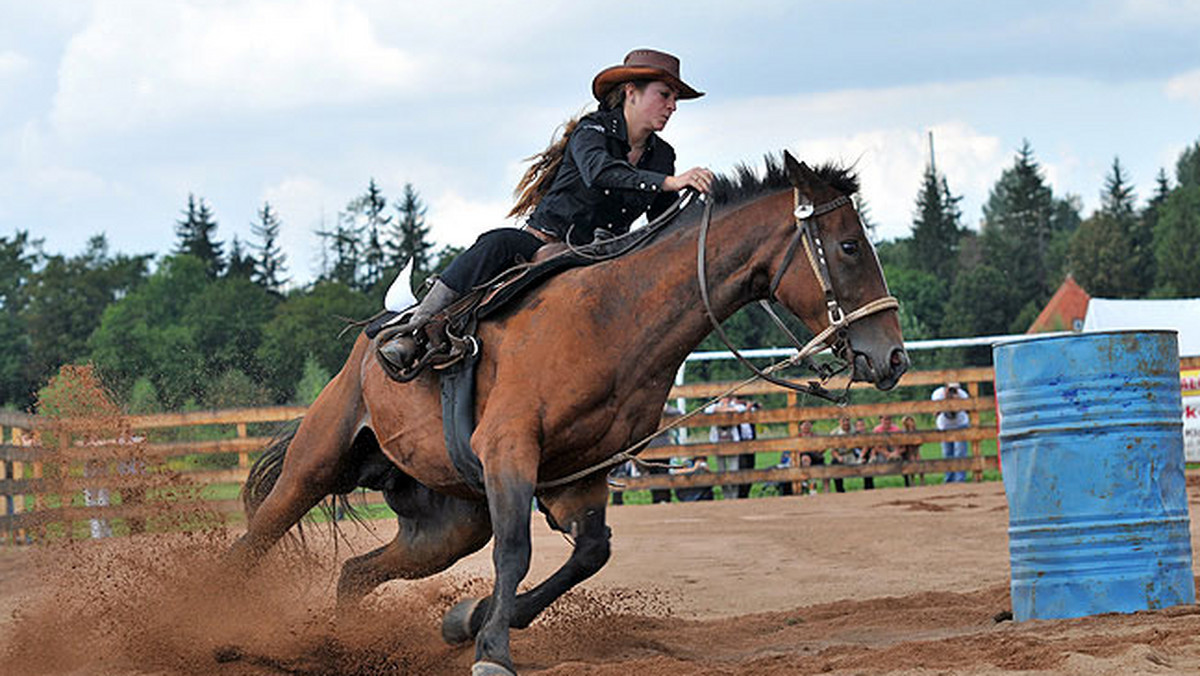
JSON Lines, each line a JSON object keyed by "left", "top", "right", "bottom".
{"left": 4, "top": 480, "right": 1200, "bottom": 675}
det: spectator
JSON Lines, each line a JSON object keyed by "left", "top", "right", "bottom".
{"left": 791, "top": 420, "right": 828, "bottom": 496}
{"left": 705, "top": 396, "right": 747, "bottom": 500}
{"left": 899, "top": 415, "right": 923, "bottom": 486}
{"left": 670, "top": 456, "right": 714, "bottom": 502}
{"left": 871, "top": 414, "right": 903, "bottom": 488}
{"left": 644, "top": 404, "right": 682, "bottom": 504}
{"left": 827, "top": 416, "right": 858, "bottom": 493}
{"left": 734, "top": 398, "right": 759, "bottom": 498}
{"left": 932, "top": 382, "right": 971, "bottom": 482}
{"left": 855, "top": 418, "right": 876, "bottom": 490}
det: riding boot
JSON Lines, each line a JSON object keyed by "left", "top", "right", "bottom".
{"left": 377, "top": 280, "right": 462, "bottom": 368}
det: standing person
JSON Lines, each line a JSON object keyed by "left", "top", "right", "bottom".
{"left": 378, "top": 49, "right": 714, "bottom": 369}
{"left": 932, "top": 382, "right": 971, "bottom": 482}
{"left": 791, "top": 420, "right": 828, "bottom": 496}
{"left": 872, "top": 414, "right": 903, "bottom": 487}
{"left": 899, "top": 415, "right": 923, "bottom": 486}
{"left": 855, "top": 418, "right": 876, "bottom": 490}
{"left": 827, "top": 416, "right": 856, "bottom": 493}
{"left": 644, "top": 404, "right": 681, "bottom": 504}
{"left": 735, "top": 398, "right": 759, "bottom": 498}
{"left": 705, "top": 396, "right": 746, "bottom": 499}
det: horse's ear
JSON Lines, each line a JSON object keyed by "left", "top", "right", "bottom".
{"left": 783, "top": 151, "right": 819, "bottom": 193}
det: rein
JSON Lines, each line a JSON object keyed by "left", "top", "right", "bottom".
{"left": 537, "top": 188, "right": 899, "bottom": 491}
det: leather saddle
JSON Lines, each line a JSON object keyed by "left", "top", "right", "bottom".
{"left": 370, "top": 244, "right": 590, "bottom": 383}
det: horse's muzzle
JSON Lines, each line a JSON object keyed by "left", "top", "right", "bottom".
{"left": 852, "top": 345, "right": 909, "bottom": 391}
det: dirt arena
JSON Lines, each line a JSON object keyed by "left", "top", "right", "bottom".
{"left": 5, "top": 480, "right": 1200, "bottom": 675}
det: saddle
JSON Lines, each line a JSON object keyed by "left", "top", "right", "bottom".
{"left": 368, "top": 247, "right": 593, "bottom": 383}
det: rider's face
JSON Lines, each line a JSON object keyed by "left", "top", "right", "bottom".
{"left": 625, "top": 80, "right": 678, "bottom": 133}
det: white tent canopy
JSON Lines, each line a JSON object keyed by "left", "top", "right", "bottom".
{"left": 1083, "top": 298, "right": 1200, "bottom": 357}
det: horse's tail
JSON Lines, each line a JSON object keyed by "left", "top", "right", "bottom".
{"left": 241, "top": 419, "right": 364, "bottom": 549}
{"left": 242, "top": 419, "right": 300, "bottom": 521}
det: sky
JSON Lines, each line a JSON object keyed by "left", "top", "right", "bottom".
{"left": 2, "top": 0, "right": 1199, "bottom": 287}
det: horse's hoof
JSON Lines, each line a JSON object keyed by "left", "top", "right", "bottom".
{"left": 472, "top": 660, "right": 516, "bottom": 676}
{"left": 442, "top": 598, "right": 481, "bottom": 645}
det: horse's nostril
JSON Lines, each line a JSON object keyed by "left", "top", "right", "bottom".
{"left": 890, "top": 348, "right": 908, "bottom": 369}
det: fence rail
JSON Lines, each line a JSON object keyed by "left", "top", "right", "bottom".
{"left": 4, "top": 356, "right": 1198, "bottom": 542}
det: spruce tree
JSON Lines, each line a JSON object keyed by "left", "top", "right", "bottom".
{"left": 343, "top": 179, "right": 390, "bottom": 291}
{"left": 909, "top": 164, "right": 963, "bottom": 280}
{"left": 175, "top": 194, "right": 225, "bottom": 278}
{"left": 980, "top": 141, "right": 1079, "bottom": 328}
{"left": 390, "top": 183, "right": 433, "bottom": 283}
{"left": 250, "top": 201, "right": 289, "bottom": 293}
{"left": 225, "top": 235, "right": 257, "bottom": 280}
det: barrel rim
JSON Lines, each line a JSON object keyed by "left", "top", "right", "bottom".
{"left": 993, "top": 329, "right": 1179, "bottom": 351}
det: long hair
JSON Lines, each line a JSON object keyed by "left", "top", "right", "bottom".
{"left": 508, "top": 80, "right": 649, "bottom": 219}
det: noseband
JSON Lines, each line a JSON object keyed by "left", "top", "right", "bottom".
{"left": 697, "top": 189, "right": 899, "bottom": 401}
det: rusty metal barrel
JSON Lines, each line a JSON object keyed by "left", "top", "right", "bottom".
{"left": 993, "top": 330, "right": 1194, "bottom": 621}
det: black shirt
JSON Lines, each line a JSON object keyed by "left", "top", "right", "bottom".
{"left": 526, "top": 108, "right": 678, "bottom": 245}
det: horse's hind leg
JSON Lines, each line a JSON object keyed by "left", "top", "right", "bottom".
{"left": 336, "top": 479, "right": 492, "bottom": 606}
{"left": 442, "top": 476, "right": 610, "bottom": 644}
{"left": 229, "top": 365, "right": 366, "bottom": 567}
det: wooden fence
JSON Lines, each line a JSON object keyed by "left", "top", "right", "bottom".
{"left": 3, "top": 357, "right": 1196, "bottom": 542}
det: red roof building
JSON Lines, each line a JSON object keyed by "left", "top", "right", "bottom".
{"left": 1027, "top": 275, "right": 1091, "bottom": 334}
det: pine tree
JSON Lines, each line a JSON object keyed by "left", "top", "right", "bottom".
{"left": 250, "top": 201, "right": 289, "bottom": 293}
{"left": 317, "top": 214, "right": 362, "bottom": 288}
{"left": 225, "top": 235, "right": 256, "bottom": 280}
{"left": 980, "top": 141, "right": 1079, "bottom": 328}
{"left": 909, "top": 165, "right": 964, "bottom": 280}
{"left": 390, "top": 183, "right": 433, "bottom": 282}
{"left": 342, "top": 179, "right": 390, "bottom": 291}
{"left": 175, "top": 194, "right": 225, "bottom": 278}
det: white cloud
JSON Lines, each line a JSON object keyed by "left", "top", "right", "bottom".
{"left": 0, "top": 51, "right": 31, "bottom": 78}
{"left": 426, "top": 190, "right": 514, "bottom": 250}
{"left": 52, "top": 0, "right": 419, "bottom": 137}
{"left": 1166, "top": 68, "right": 1200, "bottom": 103}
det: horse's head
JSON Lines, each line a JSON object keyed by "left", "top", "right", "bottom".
{"left": 771, "top": 151, "right": 909, "bottom": 390}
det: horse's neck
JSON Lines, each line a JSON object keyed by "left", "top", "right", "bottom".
{"left": 603, "top": 190, "right": 792, "bottom": 378}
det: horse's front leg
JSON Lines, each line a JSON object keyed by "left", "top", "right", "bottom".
{"left": 473, "top": 435, "right": 539, "bottom": 676}
{"left": 442, "top": 476, "right": 610, "bottom": 644}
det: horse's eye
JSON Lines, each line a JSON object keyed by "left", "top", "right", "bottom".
{"left": 840, "top": 240, "right": 860, "bottom": 256}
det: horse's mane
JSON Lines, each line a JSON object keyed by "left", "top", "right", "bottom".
{"left": 709, "top": 154, "right": 859, "bottom": 210}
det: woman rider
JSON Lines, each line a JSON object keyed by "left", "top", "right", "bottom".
{"left": 378, "top": 48, "right": 715, "bottom": 368}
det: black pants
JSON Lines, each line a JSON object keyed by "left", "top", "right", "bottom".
{"left": 440, "top": 228, "right": 543, "bottom": 293}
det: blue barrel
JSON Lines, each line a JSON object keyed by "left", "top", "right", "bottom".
{"left": 994, "top": 330, "right": 1194, "bottom": 622}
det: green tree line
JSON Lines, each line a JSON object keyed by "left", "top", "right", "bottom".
{"left": 0, "top": 180, "right": 459, "bottom": 412}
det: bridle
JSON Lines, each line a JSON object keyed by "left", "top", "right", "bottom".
{"left": 697, "top": 188, "right": 900, "bottom": 402}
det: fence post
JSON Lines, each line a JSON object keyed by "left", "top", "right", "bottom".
{"left": 237, "top": 422, "right": 249, "bottom": 468}
{"left": 1, "top": 425, "right": 9, "bottom": 543}
{"left": 968, "top": 382, "right": 983, "bottom": 482}
{"left": 786, "top": 391, "right": 801, "bottom": 494}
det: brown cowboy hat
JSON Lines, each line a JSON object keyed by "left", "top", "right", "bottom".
{"left": 592, "top": 48, "right": 704, "bottom": 102}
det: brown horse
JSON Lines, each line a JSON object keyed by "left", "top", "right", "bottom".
{"left": 230, "top": 152, "right": 908, "bottom": 676}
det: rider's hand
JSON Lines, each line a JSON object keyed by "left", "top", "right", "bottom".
{"left": 663, "top": 167, "right": 715, "bottom": 194}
